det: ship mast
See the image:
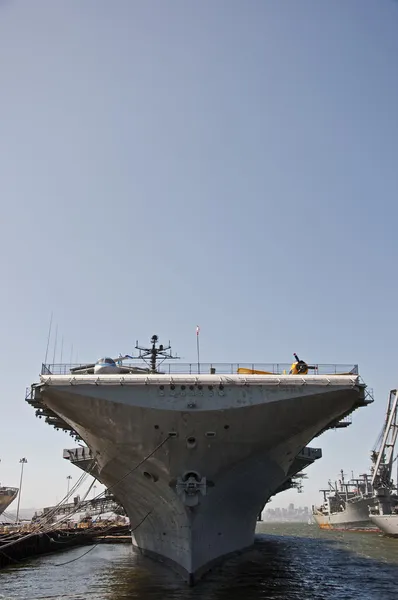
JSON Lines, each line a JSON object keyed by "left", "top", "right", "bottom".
{"left": 134, "top": 335, "right": 179, "bottom": 373}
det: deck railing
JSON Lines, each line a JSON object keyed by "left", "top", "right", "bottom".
{"left": 41, "top": 362, "right": 359, "bottom": 376}
{"left": 0, "top": 488, "right": 18, "bottom": 495}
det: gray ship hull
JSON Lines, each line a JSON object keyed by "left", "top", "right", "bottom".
{"left": 29, "top": 373, "right": 368, "bottom": 583}
{"left": 0, "top": 488, "right": 18, "bottom": 518}
{"left": 313, "top": 496, "right": 378, "bottom": 531}
{"left": 369, "top": 515, "right": 398, "bottom": 537}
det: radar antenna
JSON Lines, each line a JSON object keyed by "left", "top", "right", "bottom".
{"left": 134, "top": 335, "right": 179, "bottom": 373}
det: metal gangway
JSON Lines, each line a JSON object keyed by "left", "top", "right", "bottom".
{"left": 38, "top": 492, "right": 125, "bottom": 523}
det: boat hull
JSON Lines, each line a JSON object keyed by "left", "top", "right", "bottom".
{"left": 313, "top": 497, "right": 378, "bottom": 532}
{"left": 31, "top": 373, "right": 367, "bottom": 583}
{"left": 370, "top": 515, "right": 398, "bottom": 537}
{"left": 0, "top": 488, "right": 18, "bottom": 518}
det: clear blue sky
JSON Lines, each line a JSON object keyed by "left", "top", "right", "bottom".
{"left": 1, "top": 0, "right": 398, "bottom": 511}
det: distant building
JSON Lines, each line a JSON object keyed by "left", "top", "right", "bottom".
{"left": 262, "top": 504, "right": 311, "bottom": 523}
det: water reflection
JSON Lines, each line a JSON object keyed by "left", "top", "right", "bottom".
{"left": 1, "top": 524, "right": 398, "bottom": 599}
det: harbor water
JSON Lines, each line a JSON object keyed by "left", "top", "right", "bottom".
{"left": 1, "top": 523, "right": 398, "bottom": 599}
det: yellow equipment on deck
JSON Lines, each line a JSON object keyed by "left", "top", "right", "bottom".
{"left": 237, "top": 354, "right": 317, "bottom": 376}
{"left": 289, "top": 353, "right": 317, "bottom": 375}
{"left": 237, "top": 367, "right": 274, "bottom": 375}
{"left": 289, "top": 361, "right": 309, "bottom": 375}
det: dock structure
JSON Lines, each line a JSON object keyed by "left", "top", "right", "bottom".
{"left": 0, "top": 528, "right": 91, "bottom": 568}
{"left": 39, "top": 491, "right": 126, "bottom": 522}
{"left": 0, "top": 524, "right": 130, "bottom": 569}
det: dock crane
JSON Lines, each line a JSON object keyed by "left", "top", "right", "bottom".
{"left": 371, "top": 389, "right": 398, "bottom": 513}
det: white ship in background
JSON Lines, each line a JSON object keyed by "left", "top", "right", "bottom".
{"left": 313, "top": 388, "right": 398, "bottom": 533}
{"left": 369, "top": 389, "right": 398, "bottom": 535}
{"left": 27, "top": 335, "right": 372, "bottom": 584}
{"left": 312, "top": 470, "right": 378, "bottom": 531}
{"left": 0, "top": 460, "right": 19, "bottom": 519}
{"left": 0, "top": 488, "right": 18, "bottom": 519}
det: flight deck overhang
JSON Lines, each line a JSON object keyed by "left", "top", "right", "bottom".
{"left": 37, "top": 373, "right": 362, "bottom": 387}
{"left": 26, "top": 371, "right": 371, "bottom": 443}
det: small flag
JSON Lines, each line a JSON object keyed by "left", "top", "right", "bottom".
{"left": 196, "top": 326, "right": 200, "bottom": 336}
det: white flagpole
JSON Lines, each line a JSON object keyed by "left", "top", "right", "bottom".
{"left": 196, "top": 326, "right": 200, "bottom": 374}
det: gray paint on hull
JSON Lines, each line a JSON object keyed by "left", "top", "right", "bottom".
{"left": 135, "top": 541, "right": 255, "bottom": 585}
{"left": 0, "top": 491, "right": 18, "bottom": 517}
{"left": 36, "top": 378, "right": 366, "bottom": 579}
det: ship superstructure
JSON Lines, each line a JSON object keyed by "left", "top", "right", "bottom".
{"left": 26, "top": 336, "right": 372, "bottom": 584}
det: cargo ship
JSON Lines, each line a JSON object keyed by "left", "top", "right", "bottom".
{"left": 312, "top": 470, "right": 378, "bottom": 531}
{"left": 313, "top": 388, "right": 398, "bottom": 533}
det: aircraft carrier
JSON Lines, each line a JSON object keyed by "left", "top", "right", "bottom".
{"left": 26, "top": 336, "right": 372, "bottom": 584}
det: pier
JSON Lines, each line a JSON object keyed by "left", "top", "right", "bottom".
{"left": 39, "top": 489, "right": 125, "bottom": 522}
{"left": 0, "top": 524, "right": 130, "bottom": 569}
